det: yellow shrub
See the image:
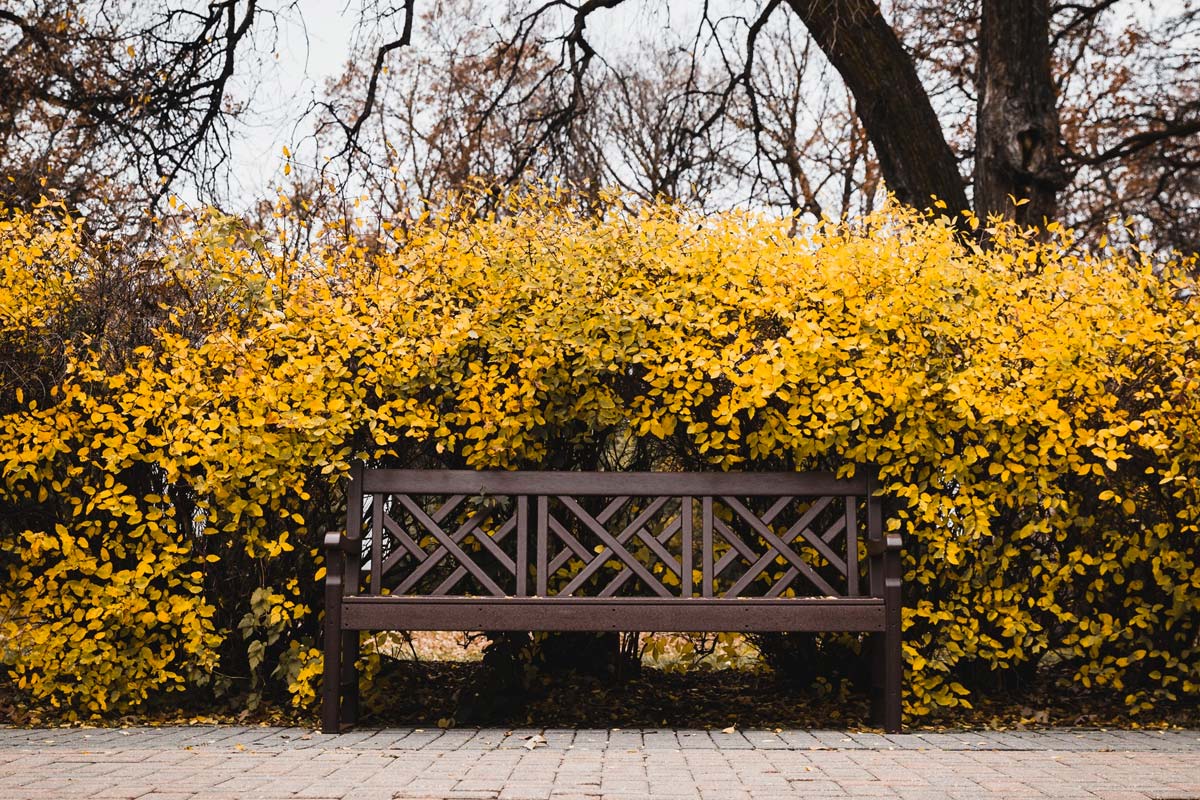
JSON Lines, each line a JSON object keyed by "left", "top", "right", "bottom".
{"left": 1, "top": 191, "right": 1197, "bottom": 720}
{"left": 0, "top": 200, "right": 80, "bottom": 339}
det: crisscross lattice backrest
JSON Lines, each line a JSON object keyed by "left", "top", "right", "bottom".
{"left": 344, "top": 469, "right": 883, "bottom": 600}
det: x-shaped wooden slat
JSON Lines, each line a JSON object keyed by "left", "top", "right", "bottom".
{"left": 392, "top": 495, "right": 511, "bottom": 596}
{"left": 717, "top": 496, "right": 843, "bottom": 598}
{"left": 556, "top": 496, "right": 675, "bottom": 598}
{"left": 712, "top": 496, "right": 793, "bottom": 579}
{"left": 600, "top": 514, "right": 682, "bottom": 597}
{"left": 431, "top": 515, "right": 519, "bottom": 596}
{"left": 375, "top": 494, "right": 466, "bottom": 575}
{"left": 763, "top": 514, "right": 849, "bottom": 598}
{"left": 768, "top": 515, "right": 854, "bottom": 597}
{"left": 546, "top": 494, "right": 629, "bottom": 576}
{"left": 715, "top": 496, "right": 841, "bottom": 588}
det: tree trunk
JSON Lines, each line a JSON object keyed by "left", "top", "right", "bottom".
{"left": 786, "top": 0, "right": 969, "bottom": 219}
{"left": 974, "top": 0, "right": 1067, "bottom": 227}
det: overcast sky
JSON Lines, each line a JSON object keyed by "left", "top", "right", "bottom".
{"left": 219, "top": 0, "right": 720, "bottom": 204}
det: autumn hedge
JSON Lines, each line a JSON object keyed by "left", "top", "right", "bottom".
{"left": 1, "top": 192, "right": 1197, "bottom": 721}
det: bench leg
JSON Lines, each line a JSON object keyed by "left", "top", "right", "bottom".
{"left": 870, "top": 599, "right": 902, "bottom": 731}
{"left": 869, "top": 633, "right": 902, "bottom": 732}
{"left": 322, "top": 604, "right": 343, "bottom": 733}
{"left": 879, "top": 629, "right": 902, "bottom": 732}
{"left": 322, "top": 627, "right": 360, "bottom": 732}
{"left": 878, "top": 633, "right": 888, "bottom": 729}
{"left": 340, "top": 629, "right": 360, "bottom": 725}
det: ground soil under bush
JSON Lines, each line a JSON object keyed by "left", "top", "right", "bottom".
{"left": 357, "top": 659, "right": 1200, "bottom": 731}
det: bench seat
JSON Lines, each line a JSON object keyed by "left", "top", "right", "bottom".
{"left": 340, "top": 595, "right": 888, "bottom": 632}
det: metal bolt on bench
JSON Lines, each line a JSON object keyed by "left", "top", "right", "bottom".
{"left": 322, "top": 465, "right": 902, "bottom": 732}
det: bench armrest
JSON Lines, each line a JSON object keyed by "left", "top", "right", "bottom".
{"left": 865, "top": 533, "right": 902, "bottom": 557}
{"left": 324, "top": 531, "right": 358, "bottom": 554}
{"left": 324, "top": 531, "right": 360, "bottom": 599}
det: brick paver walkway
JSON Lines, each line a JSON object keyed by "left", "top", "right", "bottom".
{"left": 1, "top": 726, "right": 1198, "bottom": 799}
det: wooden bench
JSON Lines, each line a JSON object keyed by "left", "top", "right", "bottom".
{"left": 322, "top": 466, "right": 902, "bottom": 732}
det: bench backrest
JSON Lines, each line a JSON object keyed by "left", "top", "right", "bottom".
{"left": 340, "top": 466, "right": 885, "bottom": 601}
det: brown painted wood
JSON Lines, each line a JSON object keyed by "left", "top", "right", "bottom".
{"left": 393, "top": 511, "right": 509, "bottom": 596}
{"left": 361, "top": 469, "right": 867, "bottom": 497}
{"left": 712, "top": 517, "right": 760, "bottom": 563}
{"left": 556, "top": 496, "right": 673, "bottom": 598}
{"left": 536, "top": 495, "right": 548, "bottom": 596}
{"left": 346, "top": 462, "right": 364, "bottom": 595}
{"left": 724, "top": 496, "right": 844, "bottom": 598}
{"left": 346, "top": 463, "right": 364, "bottom": 542}
{"left": 341, "top": 596, "right": 887, "bottom": 632}
{"left": 701, "top": 497, "right": 714, "bottom": 599}
{"left": 882, "top": 532, "right": 904, "bottom": 732}
{"left": 380, "top": 514, "right": 426, "bottom": 566}
{"left": 846, "top": 497, "right": 859, "bottom": 597}
{"left": 377, "top": 493, "right": 467, "bottom": 578}
{"left": 867, "top": 468, "right": 884, "bottom": 598}
{"left": 431, "top": 515, "right": 518, "bottom": 596}
{"left": 370, "top": 495, "right": 383, "bottom": 595}
{"left": 600, "top": 513, "right": 683, "bottom": 597}
{"left": 396, "top": 495, "right": 505, "bottom": 596}
{"left": 723, "top": 496, "right": 840, "bottom": 578}
{"left": 557, "top": 496, "right": 678, "bottom": 597}
{"left": 516, "top": 496, "right": 528, "bottom": 597}
{"left": 681, "top": 496, "right": 693, "bottom": 598}
{"left": 321, "top": 533, "right": 345, "bottom": 734}
{"left": 546, "top": 494, "right": 631, "bottom": 576}
{"left": 546, "top": 514, "right": 594, "bottom": 573}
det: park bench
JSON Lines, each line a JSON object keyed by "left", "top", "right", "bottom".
{"left": 322, "top": 466, "right": 902, "bottom": 732}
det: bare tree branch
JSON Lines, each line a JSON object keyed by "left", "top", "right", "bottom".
{"left": 331, "top": 0, "right": 415, "bottom": 158}
{"left": 1051, "top": 0, "right": 1122, "bottom": 48}
{"left": 1071, "top": 116, "right": 1200, "bottom": 166}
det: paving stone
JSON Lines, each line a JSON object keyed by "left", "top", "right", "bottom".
{"left": 0, "top": 727, "right": 1198, "bottom": 800}
{"left": 675, "top": 731, "right": 717, "bottom": 749}
{"left": 639, "top": 729, "right": 677, "bottom": 749}
{"left": 709, "top": 729, "right": 755, "bottom": 748}
{"left": 812, "top": 729, "right": 866, "bottom": 748}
